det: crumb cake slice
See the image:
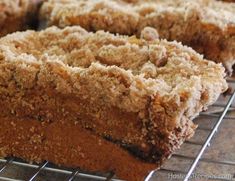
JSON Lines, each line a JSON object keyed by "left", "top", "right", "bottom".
{"left": 0, "top": 0, "right": 42, "bottom": 37}
{"left": 39, "top": 0, "right": 235, "bottom": 74}
{"left": 0, "top": 26, "right": 227, "bottom": 166}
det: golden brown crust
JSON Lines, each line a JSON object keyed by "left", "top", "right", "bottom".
{"left": 39, "top": 0, "right": 235, "bottom": 74}
{"left": 0, "top": 26, "right": 227, "bottom": 179}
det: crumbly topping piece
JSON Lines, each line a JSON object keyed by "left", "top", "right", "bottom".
{"left": 39, "top": 0, "right": 235, "bottom": 73}
{"left": 0, "top": 26, "right": 227, "bottom": 113}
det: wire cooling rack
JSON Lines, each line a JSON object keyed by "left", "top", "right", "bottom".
{"left": 0, "top": 80, "right": 235, "bottom": 181}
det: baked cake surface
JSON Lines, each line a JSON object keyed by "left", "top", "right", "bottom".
{"left": 40, "top": 0, "right": 235, "bottom": 74}
{"left": 0, "top": 26, "right": 227, "bottom": 180}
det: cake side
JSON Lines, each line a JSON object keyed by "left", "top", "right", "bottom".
{"left": 0, "top": 26, "right": 227, "bottom": 163}
{"left": 0, "top": 116, "right": 157, "bottom": 181}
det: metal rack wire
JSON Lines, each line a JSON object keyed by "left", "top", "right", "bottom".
{"left": 0, "top": 80, "right": 235, "bottom": 181}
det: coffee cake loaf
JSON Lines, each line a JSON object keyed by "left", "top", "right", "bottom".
{"left": 0, "top": 0, "right": 42, "bottom": 37}
{"left": 0, "top": 26, "right": 227, "bottom": 179}
{"left": 39, "top": 0, "right": 235, "bottom": 74}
